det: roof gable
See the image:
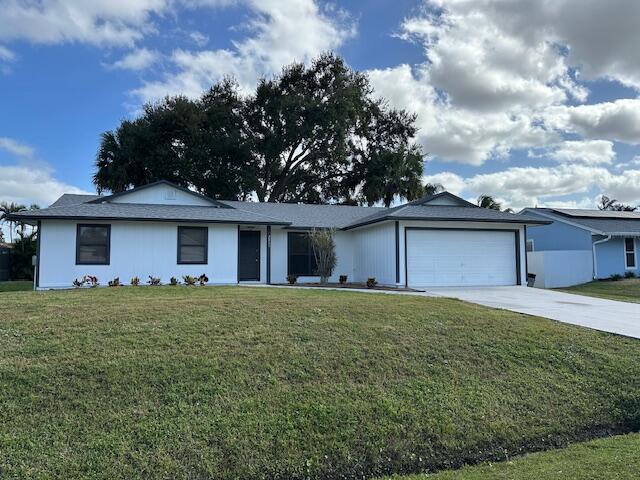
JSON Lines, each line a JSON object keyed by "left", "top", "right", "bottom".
{"left": 89, "top": 181, "right": 229, "bottom": 208}
{"left": 410, "top": 191, "right": 477, "bottom": 207}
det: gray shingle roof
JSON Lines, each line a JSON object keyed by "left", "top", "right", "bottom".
{"left": 219, "top": 200, "right": 383, "bottom": 228}
{"left": 50, "top": 194, "right": 102, "bottom": 207}
{"left": 527, "top": 208, "right": 640, "bottom": 235}
{"left": 551, "top": 208, "right": 640, "bottom": 219}
{"left": 14, "top": 184, "right": 547, "bottom": 229}
{"left": 11, "top": 202, "right": 289, "bottom": 225}
{"left": 343, "top": 204, "right": 549, "bottom": 230}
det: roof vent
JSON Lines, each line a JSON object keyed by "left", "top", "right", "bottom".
{"left": 163, "top": 189, "right": 177, "bottom": 201}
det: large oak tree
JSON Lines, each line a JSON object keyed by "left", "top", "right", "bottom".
{"left": 94, "top": 54, "right": 425, "bottom": 206}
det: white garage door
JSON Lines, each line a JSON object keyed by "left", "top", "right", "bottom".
{"left": 406, "top": 229, "right": 517, "bottom": 287}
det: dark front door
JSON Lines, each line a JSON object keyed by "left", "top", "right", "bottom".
{"left": 238, "top": 230, "right": 261, "bottom": 281}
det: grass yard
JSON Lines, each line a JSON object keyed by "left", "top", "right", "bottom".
{"left": 1, "top": 286, "right": 640, "bottom": 479}
{"left": 558, "top": 278, "right": 640, "bottom": 303}
{"left": 384, "top": 433, "right": 640, "bottom": 480}
{"left": 0, "top": 280, "right": 32, "bottom": 293}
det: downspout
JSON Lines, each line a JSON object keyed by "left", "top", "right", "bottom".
{"left": 592, "top": 235, "right": 611, "bottom": 280}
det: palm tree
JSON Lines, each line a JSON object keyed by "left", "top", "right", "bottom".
{"left": 477, "top": 194, "right": 513, "bottom": 212}
{"left": 0, "top": 202, "right": 27, "bottom": 243}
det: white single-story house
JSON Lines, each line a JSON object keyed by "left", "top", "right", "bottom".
{"left": 521, "top": 207, "right": 640, "bottom": 288}
{"left": 11, "top": 181, "right": 548, "bottom": 289}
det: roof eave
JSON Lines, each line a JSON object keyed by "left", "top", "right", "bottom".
{"left": 342, "top": 216, "right": 551, "bottom": 230}
{"left": 7, "top": 213, "right": 290, "bottom": 226}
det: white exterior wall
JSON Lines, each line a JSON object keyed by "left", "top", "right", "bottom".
{"left": 269, "top": 228, "right": 354, "bottom": 283}
{"left": 398, "top": 221, "right": 528, "bottom": 287}
{"left": 110, "top": 184, "right": 213, "bottom": 206}
{"left": 39, "top": 220, "right": 237, "bottom": 288}
{"left": 527, "top": 250, "right": 593, "bottom": 288}
{"left": 352, "top": 222, "right": 397, "bottom": 285}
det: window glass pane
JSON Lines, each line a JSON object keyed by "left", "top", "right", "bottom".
{"left": 179, "top": 246, "right": 206, "bottom": 263}
{"left": 289, "top": 254, "right": 310, "bottom": 275}
{"left": 180, "top": 228, "right": 207, "bottom": 246}
{"left": 625, "top": 238, "right": 635, "bottom": 252}
{"left": 289, "top": 233, "right": 309, "bottom": 254}
{"left": 78, "top": 245, "right": 108, "bottom": 264}
{"left": 79, "top": 226, "right": 108, "bottom": 244}
{"left": 626, "top": 253, "right": 636, "bottom": 268}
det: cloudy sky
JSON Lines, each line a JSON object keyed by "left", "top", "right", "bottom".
{"left": 1, "top": 0, "right": 640, "bottom": 218}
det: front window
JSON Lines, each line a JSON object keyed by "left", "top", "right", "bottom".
{"left": 76, "top": 224, "right": 110, "bottom": 265}
{"left": 624, "top": 237, "right": 636, "bottom": 269}
{"left": 178, "top": 226, "right": 208, "bottom": 264}
{"left": 288, "top": 232, "right": 317, "bottom": 276}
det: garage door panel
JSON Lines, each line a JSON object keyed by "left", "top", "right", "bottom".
{"left": 407, "top": 229, "right": 517, "bottom": 287}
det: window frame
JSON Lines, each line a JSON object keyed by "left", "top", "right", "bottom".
{"left": 624, "top": 237, "right": 636, "bottom": 269}
{"left": 287, "top": 232, "right": 317, "bottom": 276}
{"left": 177, "top": 226, "right": 208, "bottom": 265}
{"left": 76, "top": 224, "right": 111, "bottom": 266}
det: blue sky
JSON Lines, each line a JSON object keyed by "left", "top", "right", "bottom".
{"left": 1, "top": 0, "right": 639, "bottom": 220}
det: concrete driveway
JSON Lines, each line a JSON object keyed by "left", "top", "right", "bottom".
{"left": 423, "top": 286, "right": 640, "bottom": 339}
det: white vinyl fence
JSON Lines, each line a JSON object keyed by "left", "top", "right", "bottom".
{"left": 527, "top": 250, "right": 593, "bottom": 288}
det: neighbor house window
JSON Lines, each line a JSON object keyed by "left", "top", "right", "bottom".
{"left": 288, "top": 232, "right": 317, "bottom": 276}
{"left": 526, "top": 239, "right": 535, "bottom": 252}
{"left": 178, "top": 226, "right": 208, "bottom": 264}
{"left": 76, "top": 224, "right": 110, "bottom": 265}
{"left": 624, "top": 237, "right": 636, "bottom": 269}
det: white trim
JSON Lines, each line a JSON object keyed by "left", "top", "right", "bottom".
{"left": 520, "top": 209, "right": 604, "bottom": 234}
{"left": 624, "top": 237, "right": 637, "bottom": 270}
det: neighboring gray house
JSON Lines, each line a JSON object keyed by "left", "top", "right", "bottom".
{"left": 10, "top": 180, "right": 547, "bottom": 290}
{"left": 0, "top": 243, "right": 11, "bottom": 281}
{"left": 522, "top": 208, "right": 640, "bottom": 288}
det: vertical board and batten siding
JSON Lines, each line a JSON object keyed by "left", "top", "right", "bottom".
{"left": 110, "top": 184, "right": 214, "bottom": 206}
{"left": 352, "top": 222, "right": 397, "bottom": 285}
{"left": 269, "top": 228, "right": 354, "bottom": 284}
{"left": 38, "top": 220, "right": 238, "bottom": 288}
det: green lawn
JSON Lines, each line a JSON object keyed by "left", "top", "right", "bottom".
{"left": 0, "top": 280, "right": 32, "bottom": 293}
{"left": 558, "top": 278, "right": 640, "bottom": 303}
{"left": 1, "top": 286, "right": 640, "bottom": 479}
{"left": 384, "top": 433, "right": 640, "bottom": 480}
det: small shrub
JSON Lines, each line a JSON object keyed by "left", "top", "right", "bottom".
{"left": 130, "top": 276, "right": 140, "bottom": 286}
{"left": 108, "top": 277, "right": 121, "bottom": 287}
{"left": 624, "top": 271, "right": 636, "bottom": 279}
{"left": 339, "top": 275, "right": 348, "bottom": 285}
{"left": 287, "top": 274, "right": 297, "bottom": 285}
{"left": 169, "top": 277, "right": 180, "bottom": 286}
{"left": 609, "top": 273, "right": 623, "bottom": 281}
{"left": 85, "top": 275, "right": 99, "bottom": 288}
{"left": 72, "top": 278, "right": 84, "bottom": 288}
{"left": 366, "top": 277, "right": 377, "bottom": 289}
{"left": 198, "top": 274, "right": 209, "bottom": 286}
{"left": 182, "top": 275, "right": 197, "bottom": 286}
{"left": 147, "top": 276, "right": 162, "bottom": 286}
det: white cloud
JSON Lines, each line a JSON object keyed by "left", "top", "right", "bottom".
{"left": 189, "top": 31, "right": 209, "bottom": 47}
{"left": 544, "top": 140, "right": 615, "bottom": 165}
{"left": 425, "top": 165, "right": 640, "bottom": 210}
{"left": 544, "top": 99, "right": 640, "bottom": 144}
{"left": 0, "top": 45, "right": 14, "bottom": 61}
{"left": 0, "top": 0, "right": 170, "bottom": 47}
{"left": 368, "top": 0, "right": 640, "bottom": 166}
{"left": 108, "top": 48, "right": 160, "bottom": 71}
{"left": 368, "top": 64, "right": 556, "bottom": 165}
{"left": 133, "top": 0, "right": 356, "bottom": 101}
{"left": 0, "top": 164, "right": 89, "bottom": 208}
{"left": 0, "top": 137, "right": 34, "bottom": 159}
